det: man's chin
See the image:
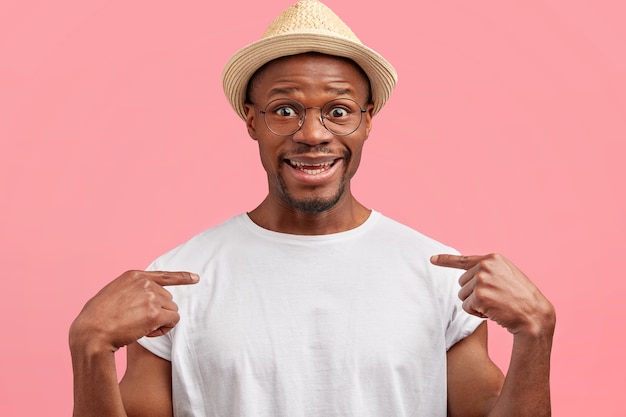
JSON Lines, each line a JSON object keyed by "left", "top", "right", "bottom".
{"left": 280, "top": 186, "right": 345, "bottom": 214}
{"left": 283, "top": 195, "right": 342, "bottom": 214}
{"left": 277, "top": 173, "right": 347, "bottom": 214}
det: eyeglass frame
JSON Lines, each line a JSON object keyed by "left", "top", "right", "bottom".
{"left": 253, "top": 97, "right": 368, "bottom": 137}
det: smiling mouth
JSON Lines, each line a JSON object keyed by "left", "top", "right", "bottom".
{"left": 286, "top": 159, "right": 338, "bottom": 175}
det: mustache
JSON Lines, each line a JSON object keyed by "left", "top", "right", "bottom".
{"left": 283, "top": 144, "right": 332, "bottom": 156}
{"left": 281, "top": 144, "right": 349, "bottom": 159}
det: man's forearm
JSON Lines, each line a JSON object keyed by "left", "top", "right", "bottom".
{"left": 70, "top": 336, "right": 127, "bottom": 417}
{"left": 487, "top": 326, "right": 555, "bottom": 417}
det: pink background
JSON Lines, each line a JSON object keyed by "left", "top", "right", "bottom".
{"left": 1, "top": 0, "right": 625, "bottom": 415}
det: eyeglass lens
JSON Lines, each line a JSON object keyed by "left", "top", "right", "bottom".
{"left": 262, "top": 98, "right": 364, "bottom": 136}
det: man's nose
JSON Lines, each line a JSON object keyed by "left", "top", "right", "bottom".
{"left": 291, "top": 109, "right": 333, "bottom": 145}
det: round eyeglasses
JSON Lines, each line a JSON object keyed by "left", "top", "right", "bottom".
{"left": 257, "top": 98, "right": 367, "bottom": 136}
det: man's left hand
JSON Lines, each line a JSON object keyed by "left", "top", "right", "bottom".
{"left": 430, "top": 253, "right": 555, "bottom": 337}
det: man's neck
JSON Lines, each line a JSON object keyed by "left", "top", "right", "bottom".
{"left": 247, "top": 196, "right": 371, "bottom": 235}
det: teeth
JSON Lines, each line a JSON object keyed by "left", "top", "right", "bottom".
{"left": 288, "top": 159, "right": 334, "bottom": 174}
{"left": 289, "top": 160, "right": 333, "bottom": 168}
{"left": 303, "top": 168, "right": 324, "bottom": 174}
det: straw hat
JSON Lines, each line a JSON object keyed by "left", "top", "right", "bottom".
{"left": 222, "top": 0, "right": 398, "bottom": 121}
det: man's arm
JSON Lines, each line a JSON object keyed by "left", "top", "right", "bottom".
{"left": 69, "top": 336, "right": 127, "bottom": 417}
{"left": 434, "top": 253, "right": 556, "bottom": 417}
{"left": 446, "top": 322, "right": 504, "bottom": 417}
{"left": 485, "top": 320, "right": 554, "bottom": 416}
{"left": 69, "top": 270, "right": 198, "bottom": 417}
{"left": 119, "top": 343, "right": 173, "bottom": 417}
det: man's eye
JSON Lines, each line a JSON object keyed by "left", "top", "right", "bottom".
{"left": 327, "top": 107, "right": 349, "bottom": 118}
{"left": 274, "top": 106, "right": 298, "bottom": 117}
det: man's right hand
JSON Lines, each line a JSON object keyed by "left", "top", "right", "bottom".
{"left": 69, "top": 270, "right": 199, "bottom": 354}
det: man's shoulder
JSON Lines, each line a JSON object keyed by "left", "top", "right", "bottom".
{"left": 147, "top": 213, "right": 247, "bottom": 269}
{"left": 373, "top": 211, "right": 458, "bottom": 255}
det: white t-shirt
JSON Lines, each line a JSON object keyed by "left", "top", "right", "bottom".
{"left": 138, "top": 211, "right": 483, "bottom": 417}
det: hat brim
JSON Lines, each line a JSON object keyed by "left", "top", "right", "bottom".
{"left": 222, "top": 31, "right": 398, "bottom": 121}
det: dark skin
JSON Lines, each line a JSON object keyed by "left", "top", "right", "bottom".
{"left": 69, "top": 53, "right": 555, "bottom": 417}
{"left": 243, "top": 54, "right": 373, "bottom": 235}
{"left": 69, "top": 271, "right": 197, "bottom": 417}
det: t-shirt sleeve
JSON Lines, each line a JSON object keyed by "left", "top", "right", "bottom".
{"left": 433, "top": 251, "right": 485, "bottom": 350}
{"left": 444, "top": 298, "right": 484, "bottom": 350}
{"left": 135, "top": 259, "right": 174, "bottom": 361}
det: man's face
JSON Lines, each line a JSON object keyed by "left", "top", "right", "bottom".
{"left": 244, "top": 53, "right": 374, "bottom": 214}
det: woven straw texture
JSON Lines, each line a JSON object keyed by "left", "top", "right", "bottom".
{"left": 263, "top": 0, "right": 360, "bottom": 41}
{"left": 222, "top": 0, "right": 397, "bottom": 121}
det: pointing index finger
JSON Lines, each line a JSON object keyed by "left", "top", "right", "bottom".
{"left": 430, "top": 254, "right": 483, "bottom": 270}
{"left": 147, "top": 271, "right": 200, "bottom": 286}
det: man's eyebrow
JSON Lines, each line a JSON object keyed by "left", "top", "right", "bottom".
{"left": 267, "top": 87, "right": 356, "bottom": 97}
{"left": 330, "top": 87, "right": 353, "bottom": 96}
{"left": 268, "top": 87, "right": 299, "bottom": 96}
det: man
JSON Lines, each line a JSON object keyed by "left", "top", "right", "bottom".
{"left": 70, "top": 1, "right": 555, "bottom": 416}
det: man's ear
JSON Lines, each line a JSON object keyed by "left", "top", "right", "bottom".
{"left": 244, "top": 103, "right": 258, "bottom": 141}
{"left": 364, "top": 103, "right": 375, "bottom": 138}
